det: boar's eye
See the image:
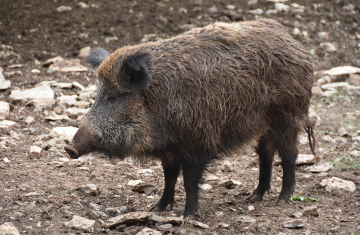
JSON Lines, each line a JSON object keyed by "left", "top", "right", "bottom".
{"left": 106, "top": 96, "right": 116, "bottom": 103}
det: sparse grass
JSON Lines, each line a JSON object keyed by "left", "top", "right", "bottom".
{"left": 333, "top": 155, "right": 360, "bottom": 170}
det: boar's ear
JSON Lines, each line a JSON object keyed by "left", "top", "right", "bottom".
{"left": 86, "top": 48, "right": 110, "bottom": 68}
{"left": 121, "top": 53, "right": 152, "bottom": 92}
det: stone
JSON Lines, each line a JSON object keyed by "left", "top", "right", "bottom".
{"left": 323, "top": 66, "right": 360, "bottom": 82}
{"left": 307, "top": 162, "right": 332, "bottom": 172}
{"left": 66, "top": 107, "right": 89, "bottom": 116}
{"left": 0, "top": 101, "right": 10, "bottom": 119}
{"left": 148, "top": 214, "right": 183, "bottom": 224}
{"left": 311, "top": 86, "right": 323, "bottom": 96}
{"left": 275, "top": 154, "right": 316, "bottom": 166}
{"left": 68, "top": 158, "right": 85, "bottom": 167}
{"left": 79, "top": 184, "right": 99, "bottom": 195}
{"left": 191, "top": 220, "right": 210, "bottom": 229}
{"left": 338, "top": 127, "right": 348, "bottom": 137}
{"left": 200, "top": 184, "right": 212, "bottom": 191}
{"left": 321, "top": 82, "right": 350, "bottom": 89}
{"left": 247, "top": 0, "right": 258, "bottom": 5}
{"left": 208, "top": 6, "right": 218, "bottom": 14}
{"left": 248, "top": 205, "right": 255, "bottom": 211}
{"left": 49, "top": 126, "right": 78, "bottom": 140}
{"left": 218, "top": 179, "right": 241, "bottom": 188}
{"left": 43, "top": 56, "right": 64, "bottom": 66}
{"left": 322, "top": 135, "right": 335, "bottom": 143}
{"left": 308, "top": 107, "right": 321, "bottom": 125}
{"left": 9, "top": 83, "right": 55, "bottom": 106}
{"left": 248, "top": 9, "right": 263, "bottom": 14}
{"left": 45, "top": 115, "right": 70, "bottom": 121}
{"left": 318, "top": 32, "right": 329, "bottom": 40}
{"left": 303, "top": 205, "right": 319, "bottom": 217}
{"left": 78, "top": 2, "right": 90, "bottom": 8}
{"left": 105, "top": 206, "right": 129, "bottom": 216}
{"left": 105, "top": 37, "right": 118, "bottom": 43}
{"left": 205, "top": 174, "right": 219, "bottom": 181}
{"left": 136, "top": 228, "right": 162, "bottom": 235}
{"left": 30, "top": 146, "right": 42, "bottom": 158}
{"left": 78, "top": 46, "right": 91, "bottom": 58}
{"left": 320, "top": 43, "right": 337, "bottom": 52}
{"left": 350, "top": 150, "right": 360, "bottom": 157}
{"left": 275, "top": 3, "right": 290, "bottom": 12}
{"left": 235, "top": 216, "right": 256, "bottom": 226}
{"left": 102, "top": 212, "right": 152, "bottom": 228}
{"left": 63, "top": 215, "right": 95, "bottom": 232}
{"left": 282, "top": 219, "right": 304, "bottom": 228}
{"left": 25, "top": 116, "right": 35, "bottom": 124}
{"left": 41, "top": 210, "right": 52, "bottom": 220}
{"left": 319, "top": 177, "right": 356, "bottom": 192}
{"left": 58, "top": 95, "right": 77, "bottom": 106}
{"left": 316, "top": 75, "right": 331, "bottom": 86}
{"left": 0, "top": 222, "right": 20, "bottom": 235}
{"left": 57, "top": 6, "right": 72, "bottom": 12}
{"left": 0, "top": 67, "right": 11, "bottom": 90}
{"left": 73, "top": 82, "right": 85, "bottom": 91}
{"left": 53, "top": 82, "right": 73, "bottom": 89}
{"left": 292, "top": 27, "right": 301, "bottom": 36}
{"left": 289, "top": 211, "right": 303, "bottom": 218}
{"left": 31, "top": 69, "right": 41, "bottom": 74}
{"left": 157, "top": 223, "right": 172, "bottom": 231}
{"left": 0, "top": 120, "right": 18, "bottom": 128}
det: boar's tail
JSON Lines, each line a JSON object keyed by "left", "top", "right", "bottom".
{"left": 305, "top": 117, "right": 316, "bottom": 157}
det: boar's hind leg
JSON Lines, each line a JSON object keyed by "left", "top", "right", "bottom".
{"left": 152, "top": 156, "right": 180, "bottom": 212}
{"left": 248, "top": 132, "right": 276, "bottom": 202}
{"left": 182, "top": 161, "right": 206, "bottom": 218}
{"left": 276, "top": 130, "right": 299, "bottom": 205}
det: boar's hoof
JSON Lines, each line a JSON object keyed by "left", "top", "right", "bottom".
{"left": 247, "top": 194, "right": 263, "bottom": 202}
{"left": 64, "top": 146, "right": 79, "bottom": 159}
{"left": 276, "top": 196, "right": 288, "bottom": 205}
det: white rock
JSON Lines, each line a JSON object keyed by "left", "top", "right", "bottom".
{"left": 136, "top": 168, "right": 155, "bottom": 176}
{"left": 248, "top": 8, "right": 263, "bottom": 14}
{"left": 319, "top": 177, "right": 356, "bottom": 192}
{"left": 0, "top": 120, "right": 18, "bottom": 128}
{"left": 9, "top": 84, "right": 55, "bottom": 105}
{"left": 30, "top": 146, "right": 42, "bottom": 158}
{"left": 267, "top": 0, "right": 288, "bottom": 2}
{"left": 105, "top": 37, "right": 118, "bottom": 43}
{"left": 200, "top": 184, "right": 213, "bottom": 191}
{"left": 320, "top": 42, "right": 337, "bottom": 52}
{"left": 47, "top": 57, "right": 88, "bottom": 72}
{"left": 323, "top": 66, "right": 360, "bottom": 77}
{"left": 25, "top": 116, "right": 35, "bottom": 124}
{"left": 308, "top": 106, "right": 321, "bottom": 124}
{"left": 73, "top": 82, "right": 85, "bottom": 91}
{"left": 208, "top": 6, "right": 218, "bottom": 14}
{"left": 78, "top": 91, "right": 94, "bottom": 100}
{"left": 3, "top": 157, "right": 10, "bottom": 162}
{"left": 58, "top": 95, "right": 78, "bottom": 106}
{"left": 248, "top": 205, "right": 255, "bottom": 211}
{"left": 63, "top": 215, "right": 95, "bottom": 232}
{"left": 0, "top": 67, "right": 11, "bottom": 90}
{"left": 292, "top": 27, "right": 301, "bottom": 35}
{"left": 45, "top": 115, "right": 70, "bottom": 121}
{"left": 137, "top": 227, "right": 162, "bottom": 235}
{"left": 52, "top": 82, "right": 73, "bottom": 89}
{"left": 0, "top": 101, "right": 10, "bottom": 119}
{"left": 322, "top": 135, "right": 335, "bottom": 143}
{"left": 66, "top": 107, "right": 89, "bottom": 116}
{"left": 49, "top": 126, "right": 78, "bottom": 140}
{"left": 43, "top": 56, "right": 64, "bottom": 66}
{"left": 321, "top": 82, "right": 350, "bottom": 89}
{"left": 275, "top": 3, "right": 290, "bottom": 12}
{"left": 317, "top": 75, "right": 331, "bottom": 86}
{"left": 191, "top": 220, "right": 210, "bottom": 229}
{"left": 227, "top": 5, "right": 236, "bottom": 9}
{"left": 178, "top": 8, "right": 187, "bottom": 14}
{"left": 31, "top": 69, "right": 41, "bottom": 74}
{"left": 306, "top": 162, "right": 332, "bottom": 172}
{"left": 56, "top": 6, "right": 72, "bottom": 13}
{"left": 75, "top": 101, "right": 91, "bottom": 109}
{"left": 350, "top": 150, "right": 360, "bottom": 157}
{"left": 265, "top": 9, "right": 278, "bottom": 15}
{"left": 127, "top": 180, "right": 144, "bottom": 187}
{"left": 0, "top": 222, "right": 20, "bottom": 235}
{"left": 205, "top": 174, "right": 219, "bottom": 181}
{"left": 283, "top": 219, "right": 304, "bottom": 228}
{"left": 78, "top": 46, "right": 91, "bottom": 58}
{"left": 78, "top": 2, "right": 90, "bottom": 8}
{"left": 247, "top": 0, "right": 258, "bottom": 5}
{"left": 318, "top": 32, "right": 329, "bottom": 40}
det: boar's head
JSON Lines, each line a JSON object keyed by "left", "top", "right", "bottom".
{"left": 65, "top": 48, "right": 154, "bottom": 159}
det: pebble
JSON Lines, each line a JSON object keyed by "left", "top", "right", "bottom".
{"left": 0, "top": 222, "right": 20, "bottom": 235}
{"left": 306, "top": 162, "right": 332, "bottom": 172}
{"left": 319, "top": 177, "right": 356, "bottom": 192}
{"left": 103, "top": 212, "right": 152, "bottom": 228}
{"left": 79, "top": 184, "right": 99, "bottom": 196}
{"left": 0, "top": 67, "right": 11, "bottom": 90}
{"left": 191, "top": 220, "right": 210, "bottom": 229}
{"left": 105, "top": 206, "right": 129, "bottom": 216}
{"left": 105, "top": 36, "right": 118, "bottom": 43}
{"left": 275, "top": 3, "right": 290, "bottom": 12}
{"left": 78, "top": 2, "right": 90, "bottom": 9}
{"left": 78, "top": 46, "right": 91, "bottom": 58}
{"left": 9, "top": 83, "right": 55, "bottom": 106}
{"left": 289, "top": 211, "right": 303, "bottom": 218}
{"left": 0, "top": 101, "right": 10, "bottom": 120}
{"left": 200, "top": 184, "right": 212, "bottom": 191}
{"left": 318, "top": 32, "right": 329, "bottom": 40}
{"left": 56, "top": 6, "right": 72, "bottom": 12}
{"left": 235, "top": 215, "right": 256, "bottom": 226}
{"left": 31, "top": 69, "right": 41, "bottom": 74}
{"left": 320, "top": 42, "right": 337, "bottom": 52}
{"left": 63, "top": 215, "right": 95, "bottom": 233}
{"left": 137, "top": 228, "right": 162, "bottom": 235}
{"left": 0, "top": 120, "right": 18, "bottom": 129}
{"left": 283, "top": 219, "right": 304, "bottom": 228}
{"left": 58, "top": 95, "right": 77, "bottom": 106}
{"left": 248, "top": 9, "right": 263, "bottom": 14}
{"left": 311, "top": 86, "right": 323, "bottom": 96}
{"left": 157, "top": 223, "right": 172, "bottom": 231}
{"left": 49, "top": 126, "right": 78, "bottom": 140}
{"left": 25, "top": 116, "right": 35, "bottom": 124}
{"left": 303, "top": 205, "right": 319, "bottom": 217}
{"left": 29, "top": 146, "right": 42, "bottom": 158}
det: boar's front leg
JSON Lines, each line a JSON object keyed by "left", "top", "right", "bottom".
{"left": 182, "top": 161, "right": 205, "bottom": 218}
{"left": 152, "top": 156, "right": 180, "bottom": 212}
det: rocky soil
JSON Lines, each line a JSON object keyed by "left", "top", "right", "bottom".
{"left": 1, "top": 0, "right": 360, "bottom": 234}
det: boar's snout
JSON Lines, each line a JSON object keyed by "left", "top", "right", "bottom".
{"left": 64, "top": 120, "right": 99, "bottom": 159}
{"left": 64, "top": 145, "right": 79, "bottom": 159}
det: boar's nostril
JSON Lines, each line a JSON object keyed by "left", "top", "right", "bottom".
{"left": 64, "top": 146, "right": 79, "bottom": 159}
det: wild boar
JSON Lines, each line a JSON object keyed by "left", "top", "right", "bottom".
{"left": 65, "top": 19, "right": 316, "bottom": 218}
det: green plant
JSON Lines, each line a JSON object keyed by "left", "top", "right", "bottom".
{"left": 290, "top": 194, "right": 316, "bottom": 202}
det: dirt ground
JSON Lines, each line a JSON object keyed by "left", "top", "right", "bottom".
{"left": 1, "top": 0, "right": 360, "bottom": 234}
